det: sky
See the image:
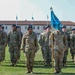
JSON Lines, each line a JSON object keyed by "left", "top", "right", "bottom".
{"left": 0, "top": 0, "right": 75, "bottom": 22}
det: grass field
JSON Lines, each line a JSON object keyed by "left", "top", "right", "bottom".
{"left": 0, "top": 47, "right": 75, "bottom": 75}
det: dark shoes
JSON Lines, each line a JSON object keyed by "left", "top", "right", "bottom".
{"left": 54, "top": 71, "right": 62, "bottom": 74}
{"left": 10, "top": 63, "right": 17, "bottom": 66}
{"left": 26, "top": 71, "right": 34, "bottom": 74}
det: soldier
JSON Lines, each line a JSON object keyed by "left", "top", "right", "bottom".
{"left": 7, "top": 24, "right": 21, "bottom": 66}
{"left": 42, "top": 25, "right": 52, "bottom": 66}
{"left": 16, "top": 26, "right": 23, "bottom": 61}
{"left": 2, "top": 26, "right": 7, "bottom": 61}
{"left": 0, "top": 25, "right": 6, "bottom": 65}
{"left": 21, "top": 25, "right": 39, "bottom": 74}
{"left": 49, "top": 30, "right": 67, "bottom": 74}
{"left": 61, "top": 26, "right": 70, "bottom": 66}
{"left": 70, "top": 28, "right": 75, "bottom": 62}
{"left": 39, "top": 27, "right": 47, "bottom": 63}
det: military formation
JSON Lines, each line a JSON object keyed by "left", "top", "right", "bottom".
{"left": 0, "top": 24, "right": 75, "bottom": 74}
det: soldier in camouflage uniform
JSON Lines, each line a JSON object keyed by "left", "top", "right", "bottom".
{"left": 0, "top": 25, "right": 6, "bottom": 65}
{"left": 39, "top": 27, "right": 47, "bottom": 63}
{"left": 70, "top": 28, "right": 75, "bottom": 62}
{"left": 42, "top": 25, "right": 52, "bottom": 66}
{"left": 2, "top": 26, "right": 7, "bottom": 61}
{"left": 49, "top": 30, "right": 67, "bottom": 74}
{"left": 7, "top": 24, "right": 21, "bottom": 66}
{"left": 61, "top": 26, "right": 70, "bottom": 66}
{"left": 16, "top": 26, "right": 23, "bottom": 61}
{"left": 21, "top": 25, "right": 39, "bottom": 74}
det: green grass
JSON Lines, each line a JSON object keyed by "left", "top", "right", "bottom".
{"left": 0, "top": 47, "right": 75, "bottom": 75}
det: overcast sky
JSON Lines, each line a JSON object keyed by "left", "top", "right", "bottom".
{"left": 0, "top": 0, "right": 75, "bottom": 22}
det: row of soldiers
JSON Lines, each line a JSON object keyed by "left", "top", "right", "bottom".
{"left": 0, "top": 24, "right": 75, "bottom": 74}
{"left": 0, "top": 24, "right": 23, "bottom": 66}
{"left": 39, "top": 25, "right": 75, "bottom": 74}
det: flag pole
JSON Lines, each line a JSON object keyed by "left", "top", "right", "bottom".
{"left": 31, "top": 14, "right": 34, "bottom": 25}
{"left": 16, "top": 15, "right": 18, "bottom": 26}
{"left": 47, "top": 14, "right": 49, "bottom": 26}
{"left": 50, "top": 7, "right": 54, "bottom": 73}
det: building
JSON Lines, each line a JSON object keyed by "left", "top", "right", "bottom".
{"left": 0, "top": 21, "right": 75, "bottom": 35}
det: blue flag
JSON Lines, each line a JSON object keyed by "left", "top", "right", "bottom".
{"left": 51, "top": 10, "right": 62, "bottom": 30}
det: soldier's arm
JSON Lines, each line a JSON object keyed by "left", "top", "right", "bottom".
{"left": 34, "top": 34, "right": 39, "bottom": 53}
{"left": 18, "top": 32, "right": 22, "bottom": 46}
{"left": 21, "top": 34, "right": 25, "bottom": 50}
{"left": 49, "top": 32, "right": 54, "bottom": 48}
{"left": 38, "top": 34, "right": 43, "bottom": 46}
{"left": 4, "top": 32, "right": 7, "bottom": 46}
{"left": 67, "top": 33, "right": 70, "bottom": 47}
{"left": 7, "top": 31, "right": 10, "bottom": 45}
{"left": 63, "top": 35, "right": 67, "bottom": 46}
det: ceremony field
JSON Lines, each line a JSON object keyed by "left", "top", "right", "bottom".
{"left": 0, "top": 47, "right": 75, "bottom": 75}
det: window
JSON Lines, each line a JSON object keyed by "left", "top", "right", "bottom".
{"left": 25, "top": 26, "right": 27, "bottom": 29}
{"left": 6, "top": 26, "right": 7, "bottom": 29}
{"left": 33, "top": 26, "right": 35, "bottom": 29}
{"left": 43, "top": 26, "right": 45, "bottom": 30}
{"left": 37, "top": 26, "right": 39, "bottom": 30}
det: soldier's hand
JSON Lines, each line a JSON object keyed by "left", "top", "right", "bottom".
{"left": 20, "top": 48, "right": 23, "bottom": 50}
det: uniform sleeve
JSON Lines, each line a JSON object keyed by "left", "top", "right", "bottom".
{"left": 7, "top": 31, "right": 10, "bottom": 45}
{"left": 39, "top": 34, "right": 43, "bottom": 46}
{"left": 34, "top": 34, "right": 39, "bottom": 52}
{"left": 49, "top": 32, "right": 54, "bottom": 48}
{"left": 63, "top": 35, "right": 67, "bottom": 46}
{"left": 67, "top": 33, "right": 70, "bottom": 47}
{"left": 21, "top": 34, "right": 25, "bottom": 50}
{"left": 4, "top": 32, "right": 7, "bottom": 45}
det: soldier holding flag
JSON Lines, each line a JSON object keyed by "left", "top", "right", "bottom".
{"left": 49, "top": 7, "right": 67, "bottom": 74}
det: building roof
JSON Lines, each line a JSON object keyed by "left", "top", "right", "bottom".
{"left": 0, "top": 20, "right": 75, "bottom": 26}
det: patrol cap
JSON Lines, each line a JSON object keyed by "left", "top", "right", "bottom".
{"left": 72, "top": 28, "right": 75, "bottom": 31}
{"left": 44, "top": 27, "right": 47, "bottom": 30}
{"left": 28, "top": 24, "right": 33, "bottom": 30}
{"left": 61, "top": 26, "right": 66, "bottom": 29}
{"left": 12, "top": 24, "right": 16, "bottom": 27}
{"left": 2, "top": 26, "right": 4, "bottom": 29}
{"left": 46, "top": 25, "right": 51, "bottom": 29}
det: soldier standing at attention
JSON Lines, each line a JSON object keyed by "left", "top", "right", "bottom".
{"left": 39, "top": 27, "right": 47, "bottom": 63}
{"left": 16, "top": 26, "right": 23, "bottom": 61}
{"left": 49, "top": 30, "right": 67, "bottom": 74}
{"left": 7, "top": 24, "right": 21, "bottom": 66}
{"left": 21, "top": 25, "right": 39, "bottom": 74}
{"left": 0, "top": 25, "right": 6, "bottom": 66}
{"left": 2, "top": 26, "right": 7, "bottom": 61}
{"left": 42, "top": 25, "right": 52, "bottom": 66}
{"left": 70, "top": 28, "right": 75, "bottom": 62}
{"left": 61, "top": 26, "right": 70, "bottom": 66}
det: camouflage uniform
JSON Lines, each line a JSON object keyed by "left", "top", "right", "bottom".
{"left": 42, "top": 31, "right": 51, "bottom": 66}
{"left": 7, "top": 30, "right": 21, "bottom": 66}
{"left": 17, "top": 31, "right": 23, "bottom": 60}
{"left": 70, "top": 33, "right": 75, "bottom": 61}
{"left": 49, "top": 31, "right": 66, "bottom": 73}
{"left": 2, "top": 30, "right": 7, "bottom": 60}
{"left": 61, "top": 32, "right": 70, "bottom": 65}
{"left": 21, "top": 31, "right": 39, "bottom": 73}
{"left": 0, "top": 30, "right": 6, "bottom": 64}
{"left": 39, "top": 32, "right": 45, "bottom": 61}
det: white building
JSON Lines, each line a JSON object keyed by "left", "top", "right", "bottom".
{"left": 0, "top": 20, "right": 75, "bottom": 35}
